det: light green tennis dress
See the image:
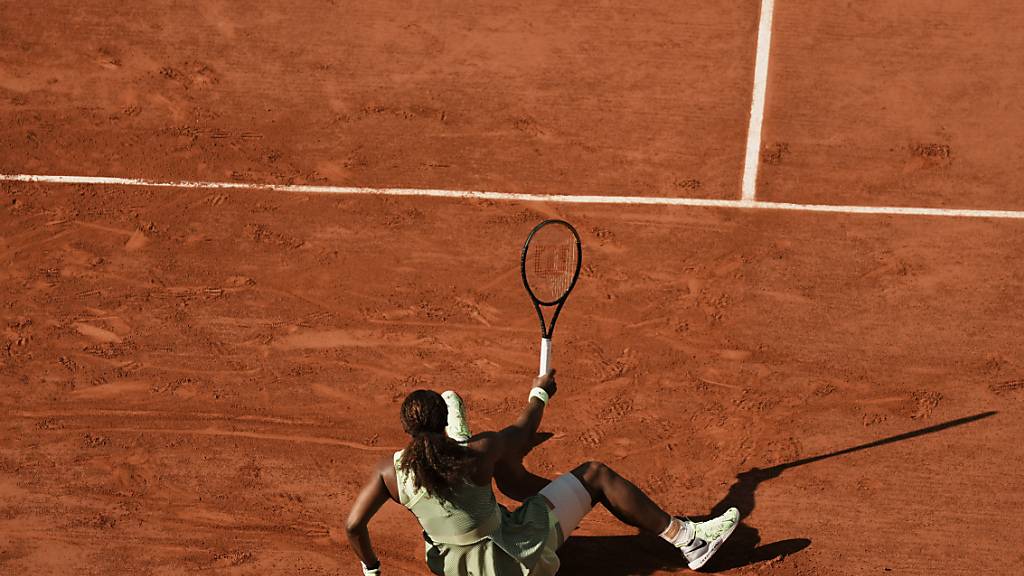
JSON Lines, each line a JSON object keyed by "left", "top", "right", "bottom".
{"left": 393, "top": 450, "right": 561, "bottom": 576}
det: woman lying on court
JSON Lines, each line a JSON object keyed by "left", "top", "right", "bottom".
{"left": 345, "top": 370, "right": 740, "bottom": 575}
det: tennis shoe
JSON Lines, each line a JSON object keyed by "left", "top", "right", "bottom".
{"left": 678, "top": 507, "right": 740, "bottom": 570}
{"left": 441, "top": 390, "right": 471, "bottom": 443}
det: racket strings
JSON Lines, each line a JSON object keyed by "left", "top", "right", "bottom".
{"left": 532, "top": 246, "right": 572, "bottom": 297}
{"left": 526, "top": 226, "right": 579, "bottom": 302}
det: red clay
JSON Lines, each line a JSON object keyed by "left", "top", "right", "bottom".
{"left": 760, "top": 0, "right": 1024, "bottom": 210}
{"left": 0, "top": 1, "right": 756, "bottom": 199}
{"left": 3, "top": 3, "right": 1024, "bottom": 576}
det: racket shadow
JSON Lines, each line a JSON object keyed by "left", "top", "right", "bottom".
{"left": 700, "top": 410, "right": 996, "bottom": 572}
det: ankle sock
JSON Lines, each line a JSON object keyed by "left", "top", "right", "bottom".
{"left": 659, "top": 517, "right": 695, "bottom": 548}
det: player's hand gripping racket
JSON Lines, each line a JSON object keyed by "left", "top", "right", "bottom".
{"left": 521, "top": 220, "right": 583, "bottom": 376}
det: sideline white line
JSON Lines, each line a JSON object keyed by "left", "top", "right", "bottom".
{"left": 741, "top": 0, "right": 776, "bottom": 203}
{"left": 3, "top": 173, "right": 1024, "bottom": 220}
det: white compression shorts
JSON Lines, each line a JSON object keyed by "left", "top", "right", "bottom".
{"left": 538, "top": 472, "right": 594, "bottom": 543}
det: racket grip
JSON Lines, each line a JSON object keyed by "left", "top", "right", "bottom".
{"left": 538, "top": 337, "right": 551, "bottom": 376}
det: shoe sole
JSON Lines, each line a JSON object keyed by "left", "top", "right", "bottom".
{"left": 441, "top": 390, "right": 471, "bottom": 443}
{"left": 686, "top": 520, "right": 738, "bottom": 571}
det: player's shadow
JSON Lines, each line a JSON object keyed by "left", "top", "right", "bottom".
{"left": 555, "top": 410, "right": 996, "bottom": 575}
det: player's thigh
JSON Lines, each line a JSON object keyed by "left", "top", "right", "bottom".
{"left": 538, "top": 470, "right": 595, "bottom": 543}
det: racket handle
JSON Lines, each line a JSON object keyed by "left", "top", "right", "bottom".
{"left": 538, "top": 337, "right": 551, "bottom": 376}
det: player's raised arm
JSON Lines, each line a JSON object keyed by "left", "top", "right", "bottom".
{"left": 497, "top": 369, "right": 557, "bottom": 456}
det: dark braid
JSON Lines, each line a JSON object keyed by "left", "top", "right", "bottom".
{"left": 399, "top": 390, "right": 476, "bottom": 501}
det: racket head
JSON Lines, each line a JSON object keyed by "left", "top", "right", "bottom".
{"left": 521, "top": 219, "right": 583, "bottom": 307}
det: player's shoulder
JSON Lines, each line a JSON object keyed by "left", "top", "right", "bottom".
{"left": 466, "top": 431, "right": 501, "bottom": 456}
{"left": 376, "top": 451, "right": 398, "bottom": 475}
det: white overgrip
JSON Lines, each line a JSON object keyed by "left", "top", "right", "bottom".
{"left": 539, "top": 337, "right": 551, "bottom": 376}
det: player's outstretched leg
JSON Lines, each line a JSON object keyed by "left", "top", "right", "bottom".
{"left": 569, "top": 461, "right": 740, "bottom": 570}
{"left": 441, "top": 393, "right": 739, "bottom": 569}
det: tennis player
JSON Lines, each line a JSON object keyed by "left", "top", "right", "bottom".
{"left": 345, "top": 370, "right": 739, "bottom": 575}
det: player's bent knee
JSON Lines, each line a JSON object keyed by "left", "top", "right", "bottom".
{"left": 570, "top": 461, "right": 607, "bottom": 495}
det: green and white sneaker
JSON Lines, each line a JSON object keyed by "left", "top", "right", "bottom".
{"left": 441, "top": 390, "right": 471, "bottom": 443}
{"left": 678, "top": 507, "right": 740, "bottom": 570}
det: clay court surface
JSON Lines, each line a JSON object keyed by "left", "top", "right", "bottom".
{"left": 2, "top": 2, "right": 1023, "bottom": 575}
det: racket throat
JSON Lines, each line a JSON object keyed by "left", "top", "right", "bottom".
{"left": 538, "top": 337, "right": 552, "bottom": 376}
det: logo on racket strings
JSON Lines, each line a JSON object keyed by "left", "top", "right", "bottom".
{"left": 532, "top": 244, "right": 573, "bottom": 276}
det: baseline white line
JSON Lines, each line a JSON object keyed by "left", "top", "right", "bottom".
{"left": 3, "top": 173, "right": 1024, "bottom": 220}
{"left": 747, "top": 201, "right": 1024, "bottom": 219}
{"left": 741, "top": 0, "right": 776, "bottom": 203}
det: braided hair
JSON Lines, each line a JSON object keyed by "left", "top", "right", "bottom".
{"left": 398, "top": 390, "right": 476, "bottom": 501}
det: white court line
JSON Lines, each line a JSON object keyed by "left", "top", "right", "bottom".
{"left": 741, "top": 0, "right": 776, "bottom": 203}
{"left": 3, "top": 173, "right": 1024, "bottom": 220}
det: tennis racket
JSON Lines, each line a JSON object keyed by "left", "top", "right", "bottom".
{"left": 521, "top": 220, "right": 583, "bottom": 376}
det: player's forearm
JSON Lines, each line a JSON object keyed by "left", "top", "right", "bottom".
{"left": 508, "top": 397, "right": 545, "bottom": 448}
{"left": 345, "top": 524, "right": 379, "bottom": 569}
{"left": 518, "top": 397, "right": 545, "bottom": 431}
